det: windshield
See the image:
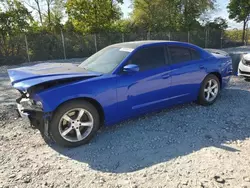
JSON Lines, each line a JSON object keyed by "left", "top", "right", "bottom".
{"left": 79, "top": 46, "right": 131, "bottom": 73}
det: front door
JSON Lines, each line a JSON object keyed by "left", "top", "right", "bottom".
{"left": 116, "top": 45, "right": 172, "bottom": 119}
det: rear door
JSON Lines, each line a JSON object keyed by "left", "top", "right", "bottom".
{"left": 166, "top": 45, "right": 206, "bottom": 102}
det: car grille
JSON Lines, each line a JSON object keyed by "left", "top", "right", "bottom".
{"left": 239, "top": 69, "right": 250, "bottom": 75}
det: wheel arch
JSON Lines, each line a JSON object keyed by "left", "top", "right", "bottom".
{"left": 52, "top": 97, "right": 105, "bottom": 126}
{"left": 197, "top": 72, "right": 222, "bottom": 106}
{"left": 197, "top": 72, "right": 222, "bottom": 97}
{"left": 208, "top": 72, "right": 222, "bottom": 88}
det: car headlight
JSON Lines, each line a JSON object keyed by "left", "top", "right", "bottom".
{"left": 35, "top": 101, "right": 43, "bottom": 109}
{"left": 242, "top": 58, "right": 246, "bottom": 65}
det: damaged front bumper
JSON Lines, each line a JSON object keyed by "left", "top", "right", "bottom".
{"left": 16, "top": 96, "right": 51, "bottom": 138}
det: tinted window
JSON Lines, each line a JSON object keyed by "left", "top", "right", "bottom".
{"left": 190, "top": 49, "right": 200, "bottom": 60}
{"left": 129, "top": 46, "right": 166, "bottom": 71}
{"left": 169, "top": 46, "right": 192, "bottom": 64}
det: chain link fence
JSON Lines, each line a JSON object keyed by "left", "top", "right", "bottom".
{"left": 0, "top": 30, "right": 248, "bottom": 65}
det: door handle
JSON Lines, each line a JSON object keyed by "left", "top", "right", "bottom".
{"left": 162, "top": 74, "right": 170, "bottom": 79}
{"left": 200, "top": 65, "right": 205, "bottom": 69}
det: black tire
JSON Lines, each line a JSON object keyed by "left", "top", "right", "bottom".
{"left": 197, "top": 74, "right": 220, "bottom": 106}
{"left": 50, "top": 100, "right": 100, "bottom": 147}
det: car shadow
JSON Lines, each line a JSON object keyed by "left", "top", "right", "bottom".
{"left": 49, "top": 87, "right": 250, "bottom": 173}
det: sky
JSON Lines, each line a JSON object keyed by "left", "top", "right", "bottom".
{"left": 120, "top": 0, "right": 243, "bottom": 29}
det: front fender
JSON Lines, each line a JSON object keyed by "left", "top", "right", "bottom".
{"left": 35, "top": 91, "right": 97, "bottom": 113}
{"left": 33, "top": 75, "right": 118, "bottom": 125}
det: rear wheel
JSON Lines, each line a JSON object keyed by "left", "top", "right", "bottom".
{"left": 50, "top": 100, "right": 100, "bottom": 147}
{"left": 197, "top": 74, "right": 220, "bottom": 106}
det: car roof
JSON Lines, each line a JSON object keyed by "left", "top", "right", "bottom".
{"left": 110, "top": 40, "right": 180, "bottom": 49}
{"left": 109, "top": 40, "right": 212, "bottom": 60}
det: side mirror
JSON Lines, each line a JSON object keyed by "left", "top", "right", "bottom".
{"left": 123, "top": 64, "right": 139, "bottom": 73}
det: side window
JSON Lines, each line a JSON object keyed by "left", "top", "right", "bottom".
{"left": 168, "top": 46, "right": 192, "bottom": 64}
{"left": 190, "top": 49, "right": 200, "bottom": 60}
{"left": 129, "top": 46, "right": 166, "bottom": 71}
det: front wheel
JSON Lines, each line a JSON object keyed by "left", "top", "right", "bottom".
{"left": 197, "top": 74, "right": 220, "bottom": 106}
{"left": 50, "top": 100, "right": 100, "bottom": 147}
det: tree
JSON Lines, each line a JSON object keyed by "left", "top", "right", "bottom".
{"left": 131, "top": 0, "right": 215, "bottom": 32}
{"left": 225, "top": 29, "right": 243, "bottom": 42}
{"left": 26, "top": 0, "right": 56, "bottom": 27}
{"left": 66, "top": 0, "right": 123, "bottom": 33}
{"left": 42, "top": 0, "right": 65, "bottom": 31}
{"left": 52, "top": 0, "right": 65, "bottom": 23}
{"left": 0, "top": 0, "right": 33, "bottom": 63}
{"left": 23, "top": 0, "right": 44, "bottom": 25}
{"left": 131, "top": 0, "right": 163, "bottom": 32}
{"left": 180, "top": 0, "right": 215, "bottom": 31}
{"left": 22, "top": 0, "right": 65, "bottom": 28}
{"left": 111, "top": 19, "right": 134, "bottom": 32}
{"left": 0, "top": 0, "right": 33, "bottom": 47}
{"left": 45, "top": 0, "right": 54, "bottom": 25}
{"left": 205, "top": 17, "right": 228, "bottom": 30}
{"left": 227, "top": 0, "right": 250, "bottom": 43}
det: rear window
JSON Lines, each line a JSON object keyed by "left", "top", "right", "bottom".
{"left": 169, "top": 46, "right": 192, "bottom": 64}
{"left": 168, "top": 46, "right": 201, "bottom": 64}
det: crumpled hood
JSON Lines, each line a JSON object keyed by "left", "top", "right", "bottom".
{"left": 8, "top": 63, "right": 102, "bottom": 91}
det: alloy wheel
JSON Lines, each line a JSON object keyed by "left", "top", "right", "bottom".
{"left": 58, "top": 108, "right": 94, "bottom": 142}
{"left": 204, "top": 79, "right": 219, "bottom": 102}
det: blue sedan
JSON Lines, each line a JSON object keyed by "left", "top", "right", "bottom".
{"left": 8, "top": 41, "right": 233, "bottom": 147}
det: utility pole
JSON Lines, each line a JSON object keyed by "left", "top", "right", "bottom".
{"left": 221, "top": 30, "right": 223, "bottom": 49}
{"left": 24, "top": 35, "right": 30, "bottom": 62}
{"left": 246, "top": 15, "right": 250, "bottom": 46}
{"left": 246, "top": 23, "right": 249, "bottom": 46}
{"left": 61, "top": 29, "right": 66, "bottom": 59}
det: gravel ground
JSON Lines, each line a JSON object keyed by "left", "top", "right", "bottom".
{"left": 1, "top": 60, "right": 250, "bottom": 188}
